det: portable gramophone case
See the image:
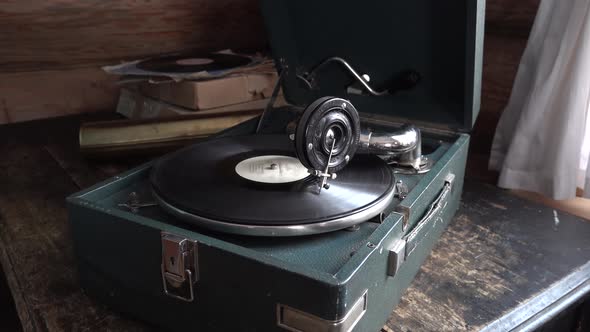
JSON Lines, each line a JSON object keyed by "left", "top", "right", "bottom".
{"left": 67, "top": 1, "right": 485, "bottom": 331}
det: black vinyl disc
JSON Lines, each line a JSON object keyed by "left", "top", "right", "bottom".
{"left": 150, "top": 135, "right": 395, "bottom": 236}
{"left": 136, "top": 53, "right": 252, "bottom": 73}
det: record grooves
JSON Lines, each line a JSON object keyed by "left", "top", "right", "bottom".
{"left": 136, "top": 53, "right": 252, "bottom": 73}
{"left": 150, "top": 135, "right": 396, "bottom": 236}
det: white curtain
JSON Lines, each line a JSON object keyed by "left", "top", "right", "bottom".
{"left": 489, "top": 0, "right": 590, "bottom": 200}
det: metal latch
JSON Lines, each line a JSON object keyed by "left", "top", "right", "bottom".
{"left": 387, "top": 174, "right": 455, "bottom": 278}
{"left": 161, "top": 232, "right": 198, "bottom": 302}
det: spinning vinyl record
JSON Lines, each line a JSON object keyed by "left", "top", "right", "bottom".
{"left": 150, "top": 135, "right": 395, "bottom": 236}
{"left": 136, "top": 52, "right": 252, "bottom": 73}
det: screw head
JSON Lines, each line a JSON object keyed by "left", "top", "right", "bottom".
{"left": 345, "top": 224, "right": 361, "bottom": 232}
{"left": 345, "top": 155, "right": 350, "bottom": 162}
{"left": 341, "top": 102, "right": 347, "bottom": 109}
{"left": 307, "top": 143, "right": 313, "bottom": 150}
{"left": 129, "top": 192, "right": 139, "bottom": 204}
{"left": 362, "top": 74, "right": 371, "bottom": 82}
{"left": 289, "top": 134, "right": 295, "bottom": 141}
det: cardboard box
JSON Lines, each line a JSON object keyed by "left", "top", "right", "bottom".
{"left": 116, "top": 88, "right": 284, "bottom": 120}
{"left": 139, "top": 73, "right": 278, "bottom": 110}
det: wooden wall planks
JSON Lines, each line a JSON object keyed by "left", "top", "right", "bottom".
{"left": 485, "top": 0, "right": 541, "bottom": 36}
{"left": 0, "top": 0, "right": 267, "bottom": 124}
{"left": 470, "top": 0, "right": 541, "bottom": 157}
{"left": 470, "top": 34, "right": 531, "bottom": 155}
{"left": 0, "top": 0, "right": 267, "bottom": 72}
{"left": 0, "top": 68, "right": 118, "bottom": 123}
{"left": 0, "top": 0, "right": 541, "bottom": 132}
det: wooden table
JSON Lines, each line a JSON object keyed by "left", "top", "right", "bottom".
{"left": 1, "top": 116, "right": 589, "bottom": 331}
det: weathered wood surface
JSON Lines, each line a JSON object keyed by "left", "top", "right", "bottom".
{"left": 0, "top": 116, "right": 149, "bottom": 331}
{"left": 387, "top": 186, "right": 590, "bottom": 331}
{"left": 1, "top": 116, "right": 589, "bottom": 331}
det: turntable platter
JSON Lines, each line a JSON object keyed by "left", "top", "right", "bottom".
{"left": 150, "top": 135, "right": 395, "bottom": 236}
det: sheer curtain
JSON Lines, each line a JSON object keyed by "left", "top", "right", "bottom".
{"left": 581, "top": 102, "right": 590, "bottom": 195}
{"left": 488, "top": 0, "right": 590, "bottom": 200}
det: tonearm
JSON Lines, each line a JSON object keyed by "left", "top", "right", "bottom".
{"left": 291, "top": 96, "right": 431, "bottom": 189}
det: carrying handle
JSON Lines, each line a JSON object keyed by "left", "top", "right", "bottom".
{"left": 388, "top": 174, "right": 455, "bottom": 278}
{"left": 404, "top": 174, "right": 455, "bottom": 257}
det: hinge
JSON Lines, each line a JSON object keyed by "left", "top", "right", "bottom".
{"left": 161, "top": 232, "right": 198, "bottom": 302}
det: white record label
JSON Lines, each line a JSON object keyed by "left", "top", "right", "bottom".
{"left": 175, "top": 58, "right": 214, "bottom": 65}
{"left": 235, "top": 155, "right": 309, "bottom": 184}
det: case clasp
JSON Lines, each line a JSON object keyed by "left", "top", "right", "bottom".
{"left": 161, "top": 232, "right": 198, "bottom": 302}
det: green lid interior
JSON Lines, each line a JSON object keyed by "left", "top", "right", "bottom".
{"left": 260, "top": 0, "right": 485, "bottom": 131}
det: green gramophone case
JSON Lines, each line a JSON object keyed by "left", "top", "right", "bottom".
{"left": 67, "top": 1, "right": 484, "bottom": 331}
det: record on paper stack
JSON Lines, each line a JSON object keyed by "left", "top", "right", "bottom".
{"left": 102, "top": 50, "right": 259, "bottom": 81}
{"left": 136, "top": 52, "right": 252, "bottom": 73}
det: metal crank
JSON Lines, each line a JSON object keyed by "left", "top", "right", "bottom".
{"left": 118, "top": 192, "right": 157, "bottom": 213}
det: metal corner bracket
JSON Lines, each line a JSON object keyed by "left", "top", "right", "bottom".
{"left": 277, "top": 290, "right": 368, "bottom": 332}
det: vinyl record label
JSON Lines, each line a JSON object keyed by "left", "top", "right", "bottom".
{"left": 136, "top": 52, "right": 252, "bottom": 73}
{"left": 235, "top": 155, "right": 309, "bottom": 184}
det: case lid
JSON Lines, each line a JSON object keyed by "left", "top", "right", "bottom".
{"left": 260, "top": 1, "right": 485, "bottom": 132}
